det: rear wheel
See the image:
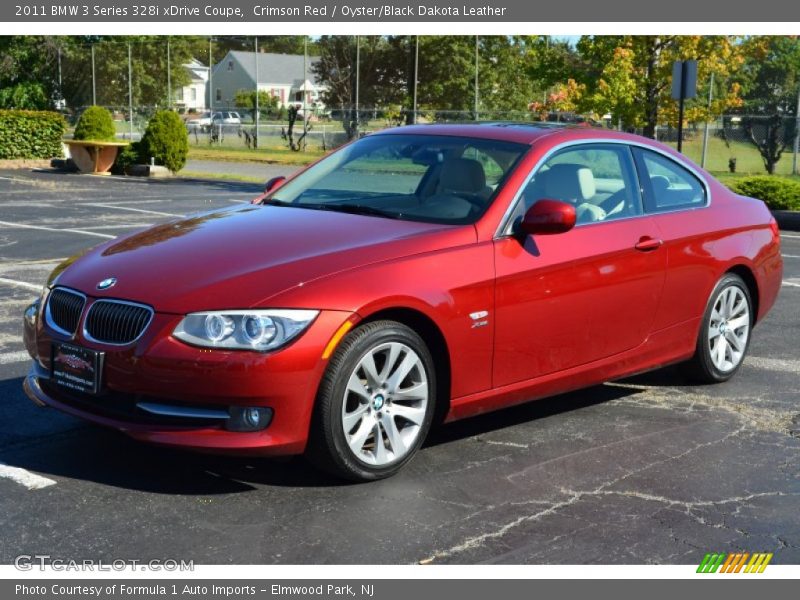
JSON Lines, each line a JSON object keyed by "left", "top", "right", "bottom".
{"left": 307, "top": 320, "right": 436, "bottom": 481}
{"left": 685, "top": 273, "right": 753, "bottom": 383}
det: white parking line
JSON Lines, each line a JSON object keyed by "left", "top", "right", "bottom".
{"left": 0, "top": 351, "right": 31, "bottom": 365}
{"left": 780, "top": 233, "right": 800, "bottom": 239}
{"left": 0, "top": 220, "right": 114, "bottom": 239}
{"left": 0, "top": 464, "right": 56, "bottom": 490}
{"left": 0, "top": 277, "right": 41, "bottom": 292}
{"left": 81, "top": 203, "right": 180, "bottom": 217}
{"left": 782, "top": 254, "right": 800, "bottom": 258}
{"left": 782, "top": 281, "right": 800, "bottom": 288}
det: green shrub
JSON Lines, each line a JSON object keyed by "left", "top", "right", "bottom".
{"left": 73, "top": 106, "right": 116, "bottom": 142}
{"left": 0, "top": 109, "right": 66, "bottom": 159}
{"left": 139, "top": 110, "right": 188, "bottom": 173}
{"left": 730, "top": 176, "right": 800, "bottom": 211}
{"left": 112, "top": 141, "right": 142, "bottom": 175}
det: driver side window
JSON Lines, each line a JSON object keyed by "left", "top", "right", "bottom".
{"left": 520, "top": 144, "right": 642, "bottom": 225}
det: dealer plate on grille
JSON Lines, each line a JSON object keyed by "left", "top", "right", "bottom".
{"left": 51, "top": 342, "right": 104, "bottom": 395}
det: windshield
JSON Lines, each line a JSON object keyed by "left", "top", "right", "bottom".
{"left": 268, "top": 133, "right": 529, "bottom": 225}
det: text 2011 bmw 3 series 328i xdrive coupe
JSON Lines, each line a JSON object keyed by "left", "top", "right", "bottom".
{"left": 22, "top": 124, "right": 783, "bottom": 481}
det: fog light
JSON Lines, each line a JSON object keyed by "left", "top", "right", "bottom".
{"left": 226, "top": 406, "right": 273, "bottom": 432}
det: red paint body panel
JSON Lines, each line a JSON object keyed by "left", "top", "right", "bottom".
{"left": 493, "top": 216, "right": 667, "bottom": 386}
{"left": 23, "top": 124, "right": 783, "bottom": 455}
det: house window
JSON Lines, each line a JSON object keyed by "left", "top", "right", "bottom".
{"left": 175, "top": 87, "right": 184, "bottom": 101}
{"left": 279, "top": 89, "right": 285, "bottom": 103}
{"left": 227, "top": 61, "right": 234, "bottom": 71}
{"left": 190, "top": 88, "right": 197, "bottom": 101}
{"left": 294, "top": 91, "right": 302, "bottom": 102}
{"left": 216, "top": 88, "right": 222, "bottom": 102}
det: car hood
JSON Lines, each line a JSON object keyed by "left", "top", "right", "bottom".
{"left": 53, "top": 205, "right": 475, "bottom": 313}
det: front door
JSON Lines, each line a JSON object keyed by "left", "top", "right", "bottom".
{"left": 492, "top": 143, "right": 667, "bottom": 387}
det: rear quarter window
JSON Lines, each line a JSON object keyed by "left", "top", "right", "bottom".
{"left": 634, "top": 148, "right": 707, "bottom": 212}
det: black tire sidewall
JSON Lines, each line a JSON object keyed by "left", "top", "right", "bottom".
{"left": 313, "top": 321, "right": 437, "bottom": 481}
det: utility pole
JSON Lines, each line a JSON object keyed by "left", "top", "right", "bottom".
{"left": 701, "top": 72, "right": 714, "bottom": 169}
{"left": 254, "top": 36, "right": 259, "bottom": 149}
{"left": 208, "top": 38, "right": 213, "bottom": 113}
{"left": 474, "top": 35, "right": 479, "bottom": 121}
{"left": 167, "top": 38, "right": 171, "bottom": 109}
{"left": 355, "top": 35, "right": 360, "bottom": 134}
{"left": 127, "top": 43, "right": 133, "bottom": 141}
{"left": 303, "top": 36, "right": 308, "bottom": 150}
{"left": 413, "top": 36, "right": 419, "bottom": 124}
{"left": 793, "top": 83, "right": 800, "bottom": 176}
{"left": 57, "top": 47, "right": 62, "bottom": 107}
{"left": 91, "top": 44, "right": 96, "bottom": 105}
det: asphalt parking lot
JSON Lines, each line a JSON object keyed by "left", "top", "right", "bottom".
{"left": 0, "top": 167, "right": 798, "bottom": 565}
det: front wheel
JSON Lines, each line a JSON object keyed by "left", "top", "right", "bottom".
{"left": 306, "top": 320, "right": 436, "bottom": 481}
{"left": 684, "top": 273, "right": 753, "bottom": 383}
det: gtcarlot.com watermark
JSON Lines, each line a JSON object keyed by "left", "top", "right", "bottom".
{"left": 14, "top": 555, "right": 194, "bottom": 572}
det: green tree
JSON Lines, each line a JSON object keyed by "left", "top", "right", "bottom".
{"left": 139, "top": 109, "right": 188, "bottom": 173}
{"left": 735, "top": 36, "right": 800, "bottom": 173}
{"left": 576, "top": 36, "right": 744, "bottom": 136}
{"left": 313, "top": 36, "right": 404, "bottom": 138}
{"left": 0, "top": 36, "right": 63, "bottom": 109}
{"left": 233, "top": 89, "right": 280, "bottom": 118}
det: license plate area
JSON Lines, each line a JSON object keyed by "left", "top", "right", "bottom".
{"left": 51, "top": 342, "right": 104, "bottom": 395}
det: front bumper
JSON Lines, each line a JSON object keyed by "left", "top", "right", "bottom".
{"left": 23, "top": 304, "right": 355, "bottom": 456}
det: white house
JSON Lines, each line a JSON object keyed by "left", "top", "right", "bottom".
{"left": 174, "top": 59, "right": 209, "bottom": 112}
{"left": 209, "top": 51, "right": 326, "bottom": 111}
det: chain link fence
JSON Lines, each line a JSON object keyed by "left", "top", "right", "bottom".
{"left": 50, "top": 38, "right": 800, "bottom": 175}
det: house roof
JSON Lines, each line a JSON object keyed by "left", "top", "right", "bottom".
{"left": 218, "top": 51, "right": 322, "bottom": 86}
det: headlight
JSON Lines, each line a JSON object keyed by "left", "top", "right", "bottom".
{"left": 173, "top": 309, "right": 319, "bottom": 352}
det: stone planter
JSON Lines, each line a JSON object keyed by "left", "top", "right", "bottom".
{"left": 65, "top": 140, "right": 129, "bottom": 175}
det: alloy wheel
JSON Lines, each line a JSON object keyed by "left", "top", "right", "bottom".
{"left": 707, "top": 285, "right": 750, "bottom": 373}
{"left": 341, "top": 342, "right": 429, "bottom": 466}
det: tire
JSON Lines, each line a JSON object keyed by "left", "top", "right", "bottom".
{"left": 684, "top": 273, "right": 753, "bottom": 383}
{"left": 306, "top": 320, "right": 436, "bottom": 481}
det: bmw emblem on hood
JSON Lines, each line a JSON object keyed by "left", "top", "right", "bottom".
{"left": 97, "top": 277, "right": 117, "bottom": 290}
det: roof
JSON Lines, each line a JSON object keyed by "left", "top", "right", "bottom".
{"left": 219, "top": 51, "right": 322, "bottom": 86}
{"left": 375, "top": 122, "right": 653, "bottom": 147}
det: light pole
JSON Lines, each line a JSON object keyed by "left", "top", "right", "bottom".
{"left": 208, "top": 37, "right": 213, "bottom": 113}
{"left": 167, "top": 38, "right": 171, "bottom": 109}
{"left": 793, "top": 83, "right": 800, "bottom": 176}
{"left": 254, "top": 36, "right": 259, "bottom": 149}
{"left": 91, "top": 43, "right": 96, "bottom": 105}
{"left": 413, "top": 36, "right": 419, "bottom": 124}
{"left": 701, "top": 72, "right": 714, "bottom": 169}
{"left": 474, "top": 35, "right": 479, "bottom": 121}
{"left": 355, "top": 35, "right": 360, "bottom": 134}
{"left": 127, "top": 43, "right": 133, "bottom": 141}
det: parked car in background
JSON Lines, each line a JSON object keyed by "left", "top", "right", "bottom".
{"left": 187, "top": 111, "right": 242, "bottom": 132}
{"left": 22, "top": 123, "right": 782, "bottom": 481}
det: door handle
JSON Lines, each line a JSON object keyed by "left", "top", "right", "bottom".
{"left": 634, "top": 236, "right": 663, "bottom": 252}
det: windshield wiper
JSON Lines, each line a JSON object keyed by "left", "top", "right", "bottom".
{"left": 274, "top": 202, "right": 401, "bottom": 219}
{"left": 323, "top": 203, "right": 402, "bottom": 219}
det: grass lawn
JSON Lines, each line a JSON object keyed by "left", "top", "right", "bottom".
{"left": 661, "top": 135, "right": 798, "bottom": 176}
{"left": 180, "top": 170, "right": 265, "bottom": 184}
{"left": 187, "top": 145, "right": 325, "bottom": 165}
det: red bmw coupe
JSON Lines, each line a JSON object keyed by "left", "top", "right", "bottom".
{"left": 22, "top": 124, "right": 783, "bottom": 480}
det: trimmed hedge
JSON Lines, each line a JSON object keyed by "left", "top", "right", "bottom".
{"left": 139, "top": 110, "right": 188, "bottom": 173}
{"left": 0, "top": 110, "right": 66, "bottom": 159}
{"left": 73, "top": 106, "right": 116, "bottom": 142}
{"left": 112, "top": 141, "right": 141, "bottom": 175}
{"left": 730, "top": 176, "right": 800, "bottom": 211}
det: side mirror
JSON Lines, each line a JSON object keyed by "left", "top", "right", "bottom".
{"left": 264, "top": 176, "right": 286, "bottom": 193}
{"left": 518, "top": 199, "right": 576, "bottom": 236}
